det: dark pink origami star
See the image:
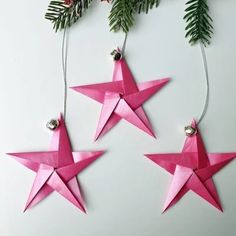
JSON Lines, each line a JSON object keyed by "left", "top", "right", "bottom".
{"left": 8, "top": 114, "right": 104, "bottom": 212}
{"left": 71, "top": 58, "right": 170, "bottom": 140}
{"left": 145, "top": 120, "right": 236, "bottom": 212}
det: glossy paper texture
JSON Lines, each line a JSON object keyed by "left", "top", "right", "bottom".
{"left": 145, "top": 120, "right": 236, "bottom": 212}
{"left": 8, "top": 114, "right": 104, "bottom": 212}
{"left": 71, "top": 58, "right": 170, "bottom": 140}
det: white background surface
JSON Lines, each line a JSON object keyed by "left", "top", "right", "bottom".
{"left": 1, "top": 1, "right": 236, "bottom": 235}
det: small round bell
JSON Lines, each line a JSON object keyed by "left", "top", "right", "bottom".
{"left": 111, "top": 49, "right": 122, "bottom": 61}
{"left": 46, "top": 119, "right": 60, "bottom": 131}
{"left": 184, "top": 125, "right": 197, "bottom": 137}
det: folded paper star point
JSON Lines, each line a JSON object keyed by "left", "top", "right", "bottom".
{"left": 7, "top": 114, "right": 105, "bottom": 212}
{"left": 71, "top": 58, "right": 170, "bottom": 140}
{"left": 145, "top": 120, "right": 236, "bottom": 213}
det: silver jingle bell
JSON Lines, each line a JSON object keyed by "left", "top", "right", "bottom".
{"left": 184, "top": 125, "right": 197, "bottom": 137}
{"left": 111, "top": 49, "right": 122, "bottom": 61}
{"left": 46, "top": 119, "right": 60, "bottom": 131}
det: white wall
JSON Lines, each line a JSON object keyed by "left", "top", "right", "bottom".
{"left": 1, "top": 1, "right": 236, "bottom": 235}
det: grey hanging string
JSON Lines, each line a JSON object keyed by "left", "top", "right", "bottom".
{"left": 62, "top": 27, "right": 69, "bottom": 121}
{"left": 121, "top": 33, "right": 128, "bottom": 56}
{"left": 197, "top": 42, "right": 210, "bottom": 125}
{"left": 46, "top": 28, "right": 69, "bottom": 131}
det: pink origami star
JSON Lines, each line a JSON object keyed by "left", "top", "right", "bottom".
{"left": 71, "top": 58, "right": 170, "bottom": 140}
{"left": 8, "top": 114, "right": 104, "bottom": 212}
{"left": 145, "top": 120, "right": 236, "bottom": 212}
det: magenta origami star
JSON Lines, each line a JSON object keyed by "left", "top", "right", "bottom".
{"left": 145, "top": 120, "right": 236, "bottom": 212}
{"left": 71, "top": 58, "right": 170, "bottom": 140}
{"left": 8, "top": 114, "right": 104, "bottom": 212}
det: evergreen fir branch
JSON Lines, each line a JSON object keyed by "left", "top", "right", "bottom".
{"left": 45, "top": 0, "right": 93, "bottom": 32}
{"left": 184, "top": 0, "right": 213, "bottom": 46}
{"left": 109, "top": 0, "right": 135, "bottom": 33}
{"left": 109, "top": 0, "right": 160, "bottom": 33}
{"left": 134, "top": 0, "right": 160, "bottom": 14}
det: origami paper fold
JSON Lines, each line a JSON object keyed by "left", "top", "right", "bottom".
{"left": 71, "top": 58, "right": 170, "bottom": 140}
{"left": 145, "top": 120, "right": 236, "bottom": 212}
{"left": 8, "top": 114, "right": 104, "bottom": 212}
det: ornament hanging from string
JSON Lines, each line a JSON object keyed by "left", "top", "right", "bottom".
{"left": 7, "top": 28, "right": 105, "bottom": 212}
{"left": 145, "top": 120, "right": 236, "bottom": 212}
{"left": 145, "top": 0, "right": 236, "bottom": 213}
{"left": 71, "top": 26, "right": 170, "bottom": 140}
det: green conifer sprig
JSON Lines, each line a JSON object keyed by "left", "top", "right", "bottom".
{"left": 45, "top": 0, "right": 93, "bottom": 32}
{"left": 109, "top": 0, "right": 135, "bottom": 33}
{"left": 135, "top": 0, "right": 160, "bottom": 14}
{"left": 109, "top": 0, "right": 160, "bottom": 33}
{"left": 184, "top": 0, "right": 213, "bottom": 46}
{"left": 45, "top": 0, "right": 160, "bottom": 32}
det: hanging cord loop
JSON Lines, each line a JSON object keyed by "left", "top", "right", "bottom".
{"left": 197, "top": 42, "right": 210, "bottom": 125}
{"left": 46, "top": 28, "right": 69, "bottom": 130}
{"left": 184, "top": 42, "right": 210, "bottom": 136}
{"left": 121, "top": 33, "right": 128, "bottom": 56}
{"left": 62, "top": 27, "right": 69, "bottom": 121}
{"left": 186, "top": 42, "right": 210, "bottom": 136}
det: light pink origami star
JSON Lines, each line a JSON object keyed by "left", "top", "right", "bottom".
{"left": 8, "top": 114, "right": 104, "bottom": 212}
{"left": 71, "top": 58, "right": 170, "bottom": 140}
{"left": 145, "top": 120, "right": 236, "bottom": 212}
